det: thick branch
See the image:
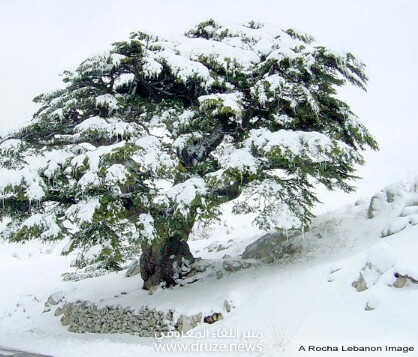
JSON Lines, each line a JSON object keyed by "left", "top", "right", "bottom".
{"left": 179, "top": 127, "right": 224, "bottom": 170}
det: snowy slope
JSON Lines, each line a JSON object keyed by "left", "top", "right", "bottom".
{"left": 0, "top": 177, "right": 418, "bottom": 356}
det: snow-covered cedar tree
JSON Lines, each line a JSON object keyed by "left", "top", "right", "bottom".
{"left": 0, "top": 20, "right": 377, "bottom": 289}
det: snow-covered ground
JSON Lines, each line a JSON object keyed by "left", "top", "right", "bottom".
{"left": 1, "top": 177, "right": 418, "bottom": 357}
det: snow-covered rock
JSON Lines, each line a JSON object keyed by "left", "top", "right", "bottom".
{"left": 352, "top": 243, "right": 396, "bottom": 292}
{"left": 381, "top": 216, "right": 411, "bottom": 237}
{"left": 125, "top": 259, "right": 141, "bottom": 277}
{"left": 241, "top": 231, "right": 300, "bottom": 263}
{"left": 175, "top": 313, "right": 202, "bottom": 333}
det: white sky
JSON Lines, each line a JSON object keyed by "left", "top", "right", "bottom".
{"left": 0, "top": 0, "right": 417, "bottom": 213}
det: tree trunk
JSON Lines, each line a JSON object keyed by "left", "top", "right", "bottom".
{"left": 139, "top": 236, "right": 194, "bottom": 290}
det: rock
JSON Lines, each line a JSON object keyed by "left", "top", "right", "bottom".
{"left": 60, "top": 304, "right": 74, "bottom": 326}
{"left": 367, "top": 192, "right": 386, "bottom": 219}
{"left": 207, "top": 243, "right": 219, "bottom": 252}
{"left": 203, "top": 313, "right": 223, "bottom": 324}
{"left": 54, "top": 304, "right": 70, "bottom": 316}
{"left": 142, "top": 331, "right": 152, "bottom": 337}
{"left": 367, "top": 182, "right": 416, "bottom": 219}
{"left": 176, "top": 313, "right": 202, "bottom": 333}
{"left": 365, "top": 302, "right": 375, "bottom": 311}
{"left": 365, "top": 297, "right": 379, "bottom": 311}
{"left": 222, "top": 260, "right": 256, "bottom": 272}
{"left": 223, "top": 300, "right": 232, "bottom": 313}
{"left": 46, "top": 291, "right": 64, "bottom": 306}
{"left": 132, "top": 324, "right": 141, "bottom": 332}
{"left": 355, "top": 198, "right": 367, "bottom": 206}
{"left": 216, "top": 244, "right": 229, "bottom": 252}
{"left": 186, "top": 260, "right": 211, "bottom": 278}
{"left": 222, "top": 254, "right": 231, "bottom": 259}
{"left": 44, "top": 291, "right": 65, "bottom": 312}
{"left": 381, "top": 217, "right": 410, "bottom": 237}
{"left": 242, "top": 231, "right": 300, "bottom": 263}
{"left": 352, "top": 243, "right": 396, "bottom": 292}
{"left": 400, "top": 206, "right": 418, "bottom": 217}
{"left": 393, "top": 272, "right": 418, "bottom": 288}
{"left": 352, "top": 273, "right": 368, "bottom": 292}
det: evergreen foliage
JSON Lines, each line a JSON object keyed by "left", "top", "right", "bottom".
{"left": 0, "top": 20, "right": 377, "bottom": 271}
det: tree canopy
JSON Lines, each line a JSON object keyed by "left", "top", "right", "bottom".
{"left": 0, "top": 20, "right": 377, "bottom": 276}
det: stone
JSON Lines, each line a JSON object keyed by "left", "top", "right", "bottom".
{"left": 223, "top": 300, "right": 232, "bottom": 313}
{"left": 203, "top": 313, "right": 223, "bottom": 324}
{"left": 394, "top": 276, "right": 408, "bottom": 288}
{"left": 176, "top": 313, "right": 202, "bottom": 333}
{"left": 355, "top": 198, "right": 367, "bottom": 206}
{"left": 352, "top": 273, "right": 368, "bottom": 292}
{"left": 381, "top": 217, "right": 410, "bottom": 237}
{"left": 352, "top": 243, "right": 396, "bottom": 292}
{"left": 367, "top": 185, "right": 407, "bottom": 219}
{"left": 367, "top": 193, "right": 384, "bottom": 219}
{"left": 207, "top": 243, "right": 219, "bottom": 252}
{"left": 186, "top": 260, "right": 211, "bottom": 279}
{"left": 393, "top": 272, "right": 418, "bottom": 288}
{"left": 222, "top": 260, "right": 256, "bottom": 272}
{"left": 60, "top": 304, "right": 74, "bottom": 326}
{"left": 242, "top": 231, "right": 300, "bottom": 263}
{"left": 125, "top": 259, "right": 141, "bottom": 277}
{"left": 46, "top": 292, "right": 64, "bottom": 306}
{"left": 44, "top": 291, "right": 65, "bottom": 312}
{"left": 365, "top": 297, "right": 379, "bottom": 311}
{"left": 216, "top": 244, "right": 229, "bottom": 252}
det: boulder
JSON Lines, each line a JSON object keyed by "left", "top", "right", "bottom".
{"left": 381, "top": 217, "right": 410, "bottom": 237}
{"left": 176, "top": 313, "right": 202, "bottom": 333}
{"left": 352, "top": 243, "right": 396, "bottom": 292}
{"left": 203, "top": 312, "right": 223, "bottom": 324}
{"left": 242, "top": 231, "right": 300, "bottom": 263}
{"left": 125, "top": 259, "right": 141, "bottom": 277}
{"left": 44, "top": 291, "right": 65, "bottom": 312}
{"left": 216, "top": 244, "right": 229, "bottom": 252}
{"left": 223, "top": 300, "right": 232, "bottom": 313}
{"left": 352, "top": 273, "right": 368, "bottom": 292}
{"left": 46, "top": 291, "right": 64, "bottom": 305}
{"left": 60, "top": 304, "right": 74, "bottom": 326}
{"left": 222, "top": 260, "right": 255, "bottom": 272}
{"left": 393, "top": 275, "right": 408, "bottom": 288}
{"left": 393, "top": 272, "right": 418, "bottom": 288}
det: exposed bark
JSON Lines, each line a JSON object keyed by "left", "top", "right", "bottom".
{"left": 140, "top": 236, "right": 194, "bottom": 290}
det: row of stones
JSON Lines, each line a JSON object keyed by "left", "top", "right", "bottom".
{"left": 58, "top": 300, "right": 175, "bottom": 337}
